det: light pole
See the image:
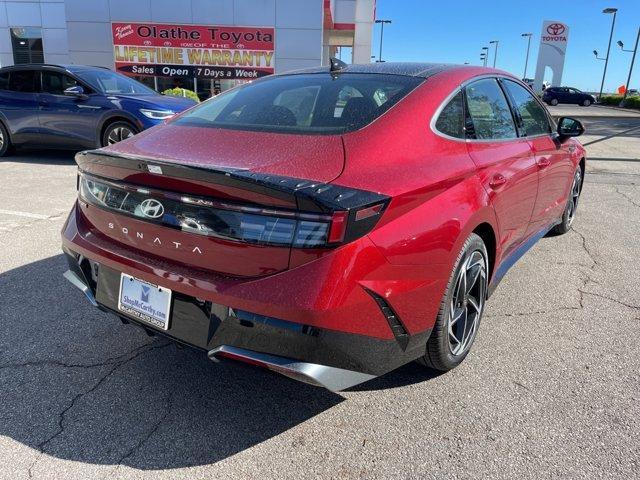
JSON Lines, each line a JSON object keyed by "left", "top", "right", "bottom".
{"left": 521, "top": 33, "right": 533, "bottom": 79}
{"left": 481, "top": 46, "right": 489, "bottom": 67}
{"left": 618, "top": 27, "right": 640, "bottom": 106}
{"left": 598, "top": 7, "right": 618, "bottom": 100}
{"left": 480, "top": 54, "right": 486, "bottom": 66}
{"left": 375, "top": 19, "right": 392, "bottom": 63}
{"left": 489, "top": 40, "right": 499, "bottom": 68}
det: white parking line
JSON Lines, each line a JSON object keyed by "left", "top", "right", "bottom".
{"left": 0, "top": 209, "right": 51, "bottom": 220}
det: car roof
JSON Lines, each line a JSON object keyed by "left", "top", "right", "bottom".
{"left": 281, "top": 62, "right": 464, "bottom": 79}
{"left": 0, "top": 63, "right": 109, "bottom": 74}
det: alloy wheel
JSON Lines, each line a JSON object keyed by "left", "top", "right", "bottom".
{"left": 566, "top": 169, "right": 582, "bottom": 227}
{"left": 448, "top": 250, "right": 487, "bottom": 356}
{"left": 107, "top": 126, "right": 134, "bottom": 145}
{"left": 0, "top": 128, "right": 4, "bottom": 150}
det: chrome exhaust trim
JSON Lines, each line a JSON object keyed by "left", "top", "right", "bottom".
{"left": 208, "top": 345, "right": 376, "bottom": 392}
{"left": 63, "top": 269, "right": 98, "bottom": 307}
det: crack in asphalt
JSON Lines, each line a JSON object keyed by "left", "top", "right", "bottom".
{"left": 571, "top": 227, "right": 599, "bottom": 270}
{"left": 487, "top": 226, "right": 604, "bottom": 319}
{"left": 569, "top": 225, "right": 639, "bottom": 314}
{"left": 113, "top": 391, "right": 175, "bottom": 474}
{"left": 571, "top": 226, "right": 601, "bottom": 310}
{"left": 485, "top": 306, "right": 580, "bottom": 318}
{"left": 0, "top": 212, "right": 66, "bottom": 234}
{"left": 26, "top": 342, "right": 171, "bottom": 478}
{"left": 614, "top": 187, "right": 640, "bottom": 209}
{"left": 579, "top": 290, "right": 640, "bottom": 311}
{"left": 0, "top": 342, "right": 156, "bottom": 371}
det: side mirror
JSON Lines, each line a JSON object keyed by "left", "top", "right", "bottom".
{"left": 557, "top": 117, "right": 584, "bottom": 140}
{"left": 64, "top": 85, "right": 87, "bottom": 99}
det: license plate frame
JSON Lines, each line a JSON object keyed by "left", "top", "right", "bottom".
{"left": 117, "top": 273, "right": 172, "bottom": 330}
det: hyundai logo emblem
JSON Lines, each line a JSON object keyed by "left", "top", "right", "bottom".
{"left": 140, "top": 199, "right": 165, "bottom": 219}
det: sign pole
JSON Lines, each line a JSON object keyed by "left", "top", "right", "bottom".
{"left": 522, "top": 34, "right": 532, "bottom": 79}
{"left": 621, "top": 27, "right": 639, "bottom": 107}
{"left": 598, "top": 9, "right": 618, "bottom": 100}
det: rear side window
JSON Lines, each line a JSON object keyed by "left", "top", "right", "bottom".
{"left": 174, "top": 73, "right": 423, "bottom": 134}
{"left": 502, "top": 80, "right": 551, "bottom": 137}
{"left": 7, "top": 70, "right": 38, "bottom": 93}
{"left": 0, "top": 71, "right": 8, "bottom": 90}
{"left": 42, "top": 71, "right": 81, "bottom": 95}
{"left": 435, "top": 91, "right": 465, "bottom": 138}
{"left": 465, "top": 78, "right": 517, "bottom": 140}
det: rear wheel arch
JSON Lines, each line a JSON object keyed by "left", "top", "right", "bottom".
{"left": 472, "top": 222, "right": 497, "bottom": 282}
{"left": 0, "top": 116, "right": 12, "bottom": 139}
{"left": 578, "top": 157, "right": 586, "bottom": 192}
{"left": 0, "top": 118, "right": 12, "bottom": 156}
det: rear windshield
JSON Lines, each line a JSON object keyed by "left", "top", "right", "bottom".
{"left": 173, "top": 73, "right": 422, "bottom": 134}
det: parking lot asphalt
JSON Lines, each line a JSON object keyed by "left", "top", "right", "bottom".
{"left": 0, "top": 106, "right": 639, "bottom": 479}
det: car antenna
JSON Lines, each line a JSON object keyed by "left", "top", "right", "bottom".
{"left": 329, "top": 57, "right": 348, "bottom": 73}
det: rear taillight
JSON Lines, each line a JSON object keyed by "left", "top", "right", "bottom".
{"left": 78, "top": 172, "right": 388, "bottom": 248}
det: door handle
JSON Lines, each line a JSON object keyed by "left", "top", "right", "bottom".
{"left": 537, "top": 157, "right": 551, "bottom": 169}
{"left": 489, "top": 173, "right": 507, "bottom": 189}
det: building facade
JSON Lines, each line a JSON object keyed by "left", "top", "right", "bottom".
{"left": 0, "top": 0, "right": 374, "bottom": 95}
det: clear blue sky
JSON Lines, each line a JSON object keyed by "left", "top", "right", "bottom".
{"left": 374, "top": 0, "right": 639, "bottom": 93}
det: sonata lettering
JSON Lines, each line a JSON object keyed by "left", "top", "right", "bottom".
{"left": 107, "top": 222, "right": 203, "bottom": 254}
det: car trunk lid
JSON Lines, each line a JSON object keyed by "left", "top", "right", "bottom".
{"left": 104, "top": 124, "right": 346, "bottom": 184}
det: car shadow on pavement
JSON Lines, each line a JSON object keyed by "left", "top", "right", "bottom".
{"left": 1, "top": 149, "right": 78, "bottom": 165}
{"left": 350, "top": 362, "right": 443, "bottom": 391}
{"left": 0, "top": 254, "right": 345, "bottom": 470}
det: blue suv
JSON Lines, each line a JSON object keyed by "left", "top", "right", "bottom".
{"left": 0, "top": 64, "right": 197, "bottom": 156}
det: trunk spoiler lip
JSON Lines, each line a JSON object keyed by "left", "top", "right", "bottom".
{"left": 76, "top": 149, "right": 388, "bottom": 214}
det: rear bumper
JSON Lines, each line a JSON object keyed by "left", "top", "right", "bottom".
{"left": 61, "top": 202, "right": 444, "bottom": 389}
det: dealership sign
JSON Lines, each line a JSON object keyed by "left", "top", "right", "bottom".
{"left": 533, "top": 20, "right": 569, "bottom": 91}
{"left": 112, "top": 22, "right": 275, "bottom": 80}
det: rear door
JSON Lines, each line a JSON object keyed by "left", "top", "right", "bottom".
{"left": 0, "top": 69, "right": 41, "bottom": 144}
{"left": 568, "top": 88, "right": 584, "bottom": 104}
{"left": 501, "top": 79, "right": 574, "bottom": 234}
{"left": 464, "top": 77, "right": 539, "bottom": 258}
{"left": 558, "top": 87, "right": 571, "bottom": 104}
{"left": 38, "top": 70, "right": 102, "bottom": 148}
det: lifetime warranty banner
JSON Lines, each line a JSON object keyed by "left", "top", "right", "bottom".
{"left": 112, "top": 22, "right": 275, "bottom": 80}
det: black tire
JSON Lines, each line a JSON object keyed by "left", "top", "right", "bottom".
{"left": 552, "top": 167, "right": 583, "bottom": 235}
{"left": 581, "top": 99, "right": 591, "bottom": 107}
{"left": 101, "top": 120, "right": 137, "bottom": 147}
{"left": 417, "top": 233, "right": 488, "bottom": 371}
{"left": 0, "top": 121, "right": 12, "bottom": 157}
{"left": 550, "top": 98, "right": 559, "bottom": 106}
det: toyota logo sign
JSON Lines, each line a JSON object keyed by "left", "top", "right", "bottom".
{"left": 140, "top": 199, "right": 165, "bottom": 219}
{"left": 547, "top": 23, "right": 565, "bottom": 36}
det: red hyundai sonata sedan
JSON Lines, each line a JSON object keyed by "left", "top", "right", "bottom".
{"left": 61, "top": 62, "right": 586, "bottom": 391}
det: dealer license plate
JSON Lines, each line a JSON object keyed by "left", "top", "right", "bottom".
{"left": 118, "top": 274, "right": 172, "bottom": 330}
